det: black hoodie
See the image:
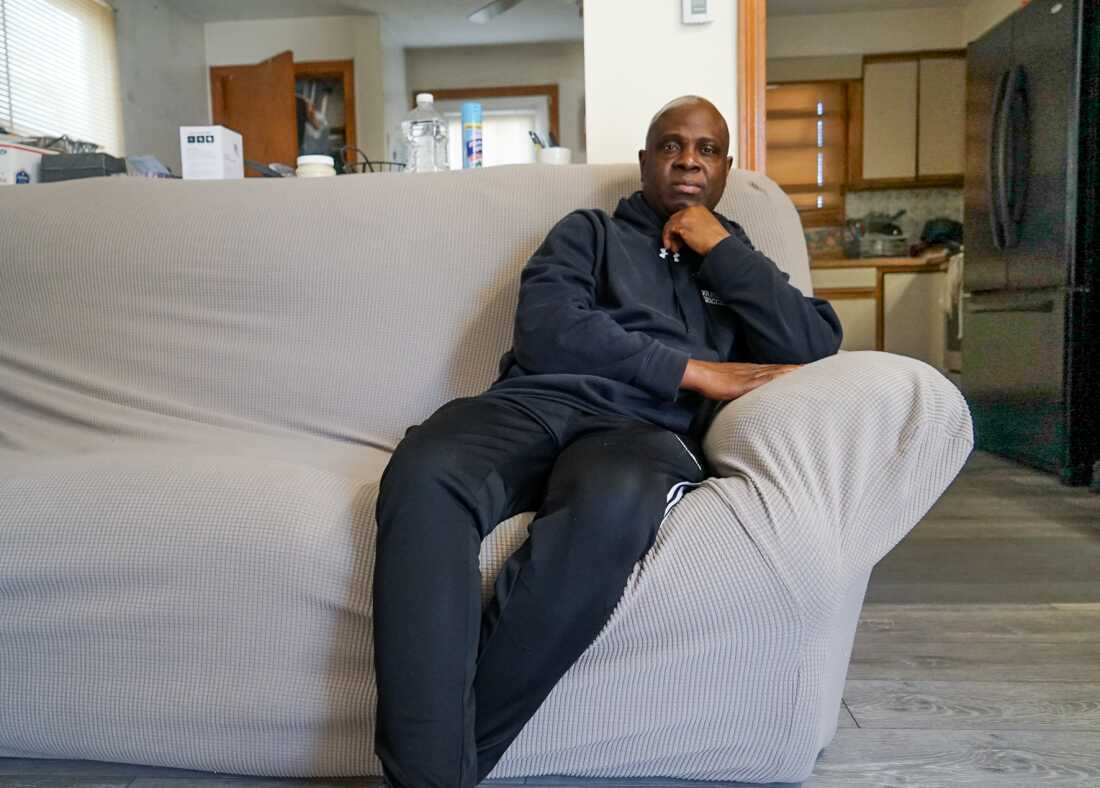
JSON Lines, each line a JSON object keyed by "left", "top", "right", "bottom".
{"left": 487, "top": 191, "right": 843, "bottom": 436}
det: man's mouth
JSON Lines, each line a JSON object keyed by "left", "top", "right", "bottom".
{"left": 671, "top": 183, "right": 703, "bottom": 195}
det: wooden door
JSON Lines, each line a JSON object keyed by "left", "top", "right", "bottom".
{"left": 210, "top": 51, "right": 298, "bottom": 176}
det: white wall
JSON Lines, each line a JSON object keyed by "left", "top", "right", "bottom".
{"left": 204, "top": 15, "right": 386, "bottom": 160}
{"left": 767, "top": 0, "right": 1025, "bottom": 78}
{"left": 964, "top": 0, "right": 1024, "bottom": 43}
{"left": 205, "top": 16, "right": 357, "bottom": 64}
{"left": 380, "top": 18, "right": 408, "bottom": 162}
{"left": 583, "top": 0, "right": 738, "bottom": 165}
{"left": 109, "top": 0, "right": 208, "bottom": 174}
{"left": 405, "top": 41, "right": 586, "bottom": 163}
{"left": 768, "top": 7, "right": 963, "bottom": 60}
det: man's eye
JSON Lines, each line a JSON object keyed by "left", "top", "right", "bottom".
{"left": 701, "top": 145, "right": 717, "bottom": 155}
{"left": 663, "top": 142, "right": 679, "bottom": 152}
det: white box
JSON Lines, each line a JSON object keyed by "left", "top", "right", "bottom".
{"left": 0, "top": 142, "right": 55, "bottom": 185}
{"left": 180, "top": 125, "right": 244, "bottom": 180}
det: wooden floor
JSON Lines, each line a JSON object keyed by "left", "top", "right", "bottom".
{"left": 2, "top": 451, "right": 1098, "bottom": 788}
{"left": 808, "top": 450, "right": 1100, "bottom": 788}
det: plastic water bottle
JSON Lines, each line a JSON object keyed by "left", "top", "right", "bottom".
{"left": 401, "top": 92, "right": 448, "bottom": 173}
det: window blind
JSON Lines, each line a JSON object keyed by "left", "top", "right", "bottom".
{"left": 0, "top": 0, "right": 123, "bottom": 154}
{"left": 765, "top": 82, "right": 848, "bottom": 219}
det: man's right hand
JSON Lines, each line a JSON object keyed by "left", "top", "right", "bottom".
{"left": 680, "top": 359, "right": 801, "bottom": 401}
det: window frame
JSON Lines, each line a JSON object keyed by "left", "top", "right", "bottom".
{"left": 410, "top": 84, "right": 560, "bottom": 153}
{"left": 765, "top": 78, "right": 861, "bottom": 228}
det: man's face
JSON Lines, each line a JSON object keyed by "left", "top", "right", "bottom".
{"left": 638, "top": 102, "right": 733, "bottom": 219}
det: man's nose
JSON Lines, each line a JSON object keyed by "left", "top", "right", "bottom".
{"left": 674, "top": 150, "right": 701, "bottom": 170}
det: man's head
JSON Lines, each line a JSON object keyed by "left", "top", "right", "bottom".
{"left": 638, "top": 96, "right": 733, "bottom": 219}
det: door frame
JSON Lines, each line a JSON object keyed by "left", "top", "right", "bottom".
{"left": 210, "top": 56, "right": 358, "bottom": 158}
{"left": 293, "top": 59, "right": 358, "bottom": 155}
{"left": 738, "top": 0, "right": 767, "bottom": 172}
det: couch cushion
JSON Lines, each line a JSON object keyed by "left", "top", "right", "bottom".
{"left": 0, "top": 165, "right": 809, "bottom": 454}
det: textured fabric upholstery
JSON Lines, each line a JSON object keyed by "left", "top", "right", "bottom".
{"left": 0, "top": 165, "right": 971, "bottom": 783}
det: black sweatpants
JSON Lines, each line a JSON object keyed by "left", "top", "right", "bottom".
{"left": 372, "top": 394, "right": 708, "bottom": 788}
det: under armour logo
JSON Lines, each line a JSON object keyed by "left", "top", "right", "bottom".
{"left": 658, "top": 248, "right": 681, "bottom": 263}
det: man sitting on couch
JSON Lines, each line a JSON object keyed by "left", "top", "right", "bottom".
{"left": 372, "top": 95, "right": 843, "bottom": 788}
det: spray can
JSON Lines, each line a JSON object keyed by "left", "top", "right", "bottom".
{"left": 461, "top": 102, "right": 483, "bottom": 169}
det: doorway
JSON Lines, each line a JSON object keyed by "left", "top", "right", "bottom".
{"left": 210, "top": 52, "right": 358, "bottom": 175}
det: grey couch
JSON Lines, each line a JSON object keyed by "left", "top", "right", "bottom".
{"left": 0, "top": 164, "right": 973, "bottom": 785}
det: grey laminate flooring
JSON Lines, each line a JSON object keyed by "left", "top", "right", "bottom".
{"left": 2, "top": 452, "right": 1098, "bottom": 788}
{"left": 808, "top": 451, "right": 1100, "bottom": 788}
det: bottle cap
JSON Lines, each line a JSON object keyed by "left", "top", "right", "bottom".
{"left": 297, "top": 155, "right": 334, "bottom": 166}
{"left": 416, "top": 92, "right": 434, "bottom": 104}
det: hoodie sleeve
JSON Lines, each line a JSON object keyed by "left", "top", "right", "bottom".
{"left": 697, "top": 225, "right": 843, "bottom": 363}
{"left": 510, "top": 212, "right": 690, "bottom": 402}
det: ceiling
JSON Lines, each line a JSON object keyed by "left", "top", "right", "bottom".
{"left": 767, "top": 0, "right": 966, "bottom": 15}
{"left": 172, "top": 0, "right": 585, "bottom": 47}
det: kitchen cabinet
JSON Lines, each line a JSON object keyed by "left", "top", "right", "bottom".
{"left": 862, "top": 59, "right": 919, "bottom": 181}
{"left": 918, "top": 56, "right": 967, "bottom": 177}
{"left": 854, "top": 51, "right": 966, "bottom": 189}
{"left": 811, "top": 254, "right": 950, "bottom": 369}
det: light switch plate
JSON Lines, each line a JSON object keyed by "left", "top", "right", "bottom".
{"left": 682, "top": 0, "right": 713, "bottom": 25}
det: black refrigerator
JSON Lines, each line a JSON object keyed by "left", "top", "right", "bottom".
{"left": 962, "top": 0, "right": 1099, "bottom": 486}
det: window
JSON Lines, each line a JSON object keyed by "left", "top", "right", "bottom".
{"left": 412, "top": 85, "right": 558, "bottom": 170}
{"left": 0, "top": 0, "right": 124, "bottom": 154}
{"left": 765, "top": 81, "right": 852, "bottom": 227}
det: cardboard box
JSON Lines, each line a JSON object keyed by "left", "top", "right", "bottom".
{"left": 0, "top": 142, "right": 55, "bottom": 185}
{"left": 180, "top": 125, "right": 244, "bottom": 180}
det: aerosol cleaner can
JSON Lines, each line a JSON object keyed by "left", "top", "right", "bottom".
{"left": 462, "top": 101, "right": 483, "bottom": 168}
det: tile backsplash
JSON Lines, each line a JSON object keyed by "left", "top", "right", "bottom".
{"left": 805, "top": 188, "right": 964, "bottom": 257}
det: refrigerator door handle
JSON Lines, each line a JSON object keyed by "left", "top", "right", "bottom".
{"left": 987, "top": 69, "right": 1010, "bottom": 251}
{"left": 999, "top": 65, "right": 1031, "bottom": 248}
{"left": 968, "top": 300, "right": 1055, "bottom": 315}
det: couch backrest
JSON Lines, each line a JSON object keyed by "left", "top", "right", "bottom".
{"left": 0, "top": 164, "right": 810, "bottom": 450}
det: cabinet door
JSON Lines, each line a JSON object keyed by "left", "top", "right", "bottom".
{"left": 862, "top": 59, "right": 919, "bottom": 180}
{"left": 883, "top": 271, "right": 947, "bottom": 370}
{"left": 918, "top": 57, "right": 967, "bottom": 177}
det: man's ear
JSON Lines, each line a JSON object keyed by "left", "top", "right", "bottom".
{"left": 726, "top": 156, "right": 733, "bottom": 174}
{"left": 638, "top": 149, "right": 647, "bottom": 184}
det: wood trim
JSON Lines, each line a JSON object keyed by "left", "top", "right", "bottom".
{"left": 849, "top": 174, "right": 965, "bottom": 191}
{"left": 847, "top": 80, "right": 863, "bottom": 184}
{"left": 811, "top": 254, "right": 949, "bottom": 270}
{"left": 863, "top": 49, "right": 966, "bottom": 64}
{"left": 816, "top": 287, "right": 876, "bottom": 301}
{"left": 738, "top": 0, "right": 767, "bottom": 172}
{"left": 800, "top": 207, "right": 847, "bottom": 228}
{"left": 413, "top": 84, "right": 560, "bottom": 148}
{"left": 294, "top": 59, "right": 357, "bottom": 153}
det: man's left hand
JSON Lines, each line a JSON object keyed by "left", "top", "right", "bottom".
{"left": 661, "top": 205, "right": 730, "bottom": 257}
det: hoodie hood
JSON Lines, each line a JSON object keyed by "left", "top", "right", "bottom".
{"left": 614, "top": 191, "right": 667, "bottom": 236}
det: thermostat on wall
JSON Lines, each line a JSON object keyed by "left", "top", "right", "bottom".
{"left": 682, "top": 0, "right": 713, "bottom": 24}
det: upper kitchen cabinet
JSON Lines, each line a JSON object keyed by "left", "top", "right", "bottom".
{"left": 918, "top": 56, "right": 967, "bottom": 177}
{"left": 854, "top": 51, "right": 966, "bottom": 189}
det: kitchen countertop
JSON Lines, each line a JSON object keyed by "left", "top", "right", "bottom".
{"left": 809, "top": 250, "right": 950, "bottom": 270}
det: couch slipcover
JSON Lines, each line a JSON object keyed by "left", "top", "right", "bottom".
{"left": 0, "top": 165, "right": 972, "bottom": 783}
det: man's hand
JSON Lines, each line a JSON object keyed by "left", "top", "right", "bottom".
{"left": 681, "top": 358, "right": 800, "bottom": 401}
{"left": 662, "top": 205, "right": 730, "bottom": 257}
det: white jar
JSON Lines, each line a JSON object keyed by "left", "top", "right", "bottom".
{"left": 296, "top": 154, "right": 336, "bottom": 178}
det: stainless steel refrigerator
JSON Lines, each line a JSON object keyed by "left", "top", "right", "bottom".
{"left": 962, "top": 0, "right": 1099, "bottom": 486}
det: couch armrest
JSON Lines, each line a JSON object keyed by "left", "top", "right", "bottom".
{"left": 701, "top": 351, "right": 973, "bottom": 589}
